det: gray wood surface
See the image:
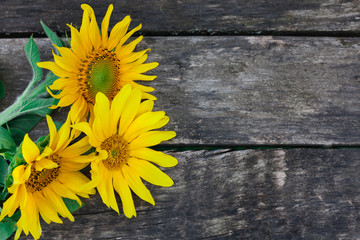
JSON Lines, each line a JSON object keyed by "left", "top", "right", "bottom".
{"left": 2, "top": 0, "right": 360, "bottom": 35}
{"left": 20, "top": 149, "right": 360, "bottom": 240}
{"left": 1, "top": 37, "right": 360, "bottom": 146}
{"left": 1, "top": 1, "right": 360, "bottom": 239}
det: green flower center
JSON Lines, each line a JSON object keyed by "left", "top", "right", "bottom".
{"left": 78, "top": 49, "right": 121, "bottom": 104}
{"left": 101, "top": 134, "right": 129, "bottom": 170}
{"left": 25, "top": 154, "right": 61, "bottom": 193}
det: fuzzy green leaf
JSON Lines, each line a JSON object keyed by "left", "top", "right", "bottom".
{"left": 28, "top": 72, "right": 59, "bottom": 99}
{"left": 18, "top": 98, "right": 55, "bottom": 117}
{"left": 40, "top": 21, "right": 66, "bottom": 54}
{"left": 63, "top": 198, "right": 84, "bottom": 213}
{"left": 0, "top": 127, "right": 16, "bottom": 153}
{"left": 0, "top": 211, "right": 20, "bottom": 240}
{"left": 8, "top": 128, "right": 26, "bottom": 146}
{"left": 0, "top": 157, "right": 8, "bottom": 187}
{"left": 7, "top": 115, "right": 42, "bottom": 135}
{"left": 0, "top": 220, "right": 16, "bottom": 240}
{"left": 24, "top": 36, "right": 42, "bottom": 85}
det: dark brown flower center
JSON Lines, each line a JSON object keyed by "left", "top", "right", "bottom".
{"left": 78, "top": 48, "right": 121, "bottom": 104}
{"left": 101, "top": 134, "right": 129, "bottom": 170}
{"left": 25, "top": 154, "right": 61, "bottom": 193}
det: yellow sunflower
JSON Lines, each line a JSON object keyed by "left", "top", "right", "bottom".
{"left": 72, "top": 84, "right": 177, "bottom": 218}
{"left": 37, "top": 4, "right": 159, "bottom": 122}
{"left": 0, "top": 115, "right": 95, "bottom": 240}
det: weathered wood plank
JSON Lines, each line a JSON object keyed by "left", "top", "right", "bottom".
{"left": 1, "top": 37, "right": 360, "bottom": 146}
{"left": 17, "top": 148, "right": 360, "bottom": 239}
{"left": 2, "top": 0, "right": 360, "bottom": 35}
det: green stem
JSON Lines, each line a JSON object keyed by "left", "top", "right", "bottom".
{"left": 0, "top": 102, "right": 21, "bottom": 126}
{"left": 0, "top": 83, "right": 32, "bottom": 126}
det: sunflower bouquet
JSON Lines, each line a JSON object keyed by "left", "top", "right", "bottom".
{"left": 0, "top": 4, "right": 177, "bottom": 239}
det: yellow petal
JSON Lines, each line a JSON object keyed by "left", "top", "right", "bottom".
{"left": 59, "top": 136, "right": 92, "bottom": 158}
{"left": 68, "top": 24, "right": 87, "bottom": 59}
{"left": 34, "top": 158, "right": 58, "bottom": 171}
{"left": 113, "top": 171, "right": 136, "bottom": 218}
{"left": 22, "top": 134, "right": 39, "bottom": 164}
{"left": 0, "top": 193, "right": 18, "bottom": 221}
{"left": 120, "top": 72, "right": 157, "bottom": 81}
{"left": 52, "top": 50, "right": 79, "bottom": 72}
{"left": 141, "top": 92, "right": 157, "bottom": 100}
{"left": 96, "top": 164, "right": 119, "bottom": 213}
{"left": 116, "top": 36, "right": 143, "bottom": 59}
{"left": 118, "top": 88, "right": 141, "bottom": 135}
{"left": 33, "top": 192, "right": 63, "bottom": 224}
{"left": 49, "top": 77, "right": 77, "bottom": 90}
{"left": 107, "top": 15, "right": 131, "bottom": 50}
{"left": 129, "top": 131, "right": 176, "bottom": 150}
{"left": 60, "top": 171, "right": 95, "bottom": 195}
{"left": 43, "top": 188, "right": 74, "bottom": 221}
{"left": 110, "top": 84, "right": 132, "bottom": 132}
{"left": 72, "top": 122, "right": 101, "bottom": 147}
{"left": 54, "top": 45, "right": 80, "bottom": 63}
{"left": 101, "top": 4, "right": 114, "bottom": 45}
{"left": 120, "top": 54, "right": 149, "bottom": 73}
{"left": 130, "top": 148, "right": 178, "bottom": 167}
{"left": 121, "top": 49, "right": 149, "bottom": 64}
{"left": 60, "top": 161, "right": 88, "bottom": 172}
{"left": 124, "top": 111, "right": 165, "bottom": 142}
{"left": 14, "top": 227, "right": 23, "bottom": 240}
{"left": 70, "top": 98, "right": 89, "bottom": 123}
{"left": 132, "top": 62, "right": 159, "bottom": 74}
{"left": 36, "top": 146, "right": 53, "bottom": 161}
{"left": 128, "top": 158, "right": 174, "bottom": 187}
{"left": 12, "top": 165, "right": 27, "bottom": 185}
{"left": 54, "top": 91, "right": 79, "bottom": 108}
{"left": 79, "top": 4, "right": 92, "bottom": 50}
{"left": 118, "top": 23, "right": 142, "bottom": 47}
{"left": 136, "top": 100, "right": 154, "bottom": 117}
{"left": 22, "top": 193, "right": 41, "bottom": 240}
{"left": 82, "top": 4, "right": 101, "bottom": 49}
{"left": 46, "top": 115, "right": 57, "bottom": 149}
{"left": 53, "top": 120, "right": 72, "bottom": 152}
{"left": 122, "top": 164, "right": 154, "bottom": 205}
{"left": 94, "top": 92, "right": 112, "bottom": 139}
{"left": 37, "top": 61, "right": 71, "bottom": 78}
{"left": 50, "top": 181, "right": 81, "bottom": 205}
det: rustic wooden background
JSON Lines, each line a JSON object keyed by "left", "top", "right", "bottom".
{"left": 1, "top": 0, "right": 360, "bottom": 239}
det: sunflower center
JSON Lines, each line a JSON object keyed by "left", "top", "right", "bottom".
{"left": 25, "top": 154, "right": 61, "bottom": 193}
{"left": 78, "top": 48, "right": 121, "bottom": 104}
{"left": 101, "top": 134, "right": 129, "bottom": 170}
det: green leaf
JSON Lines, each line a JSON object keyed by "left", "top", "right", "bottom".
{"left": 63, "top": 198, "right": 84, "bottom": 213}
{"left": 0, "top": 80, "right": 5, "bottom": 101}
{"left": 0, "top": 127, "right": 16, "bottom": 153}
{"left": 0, "top": 157, "right": 8, "bottom": 187}
{"left": 24, "top": 36, "right": 42, "bottom": 85}
{"left": 53, "top": 121, "right": 63, "bottom": 131}
{"left": 28, "top": 72, "right": 59, "bottom": 99}
{"left": 8, "top": 128, "right": 26, "bottom": 146}
{"left": 7, "top": 115, "right": 42, "bottom": 135}
{"left": 0, "top": 210, "right": 20, "bottom": 239}
{"left": 0, "top": 220, "right": 16, "bottom": 240}
{"left": 18, "top": 98, "right": 55, "bottom": 117}
{"left": 40, "top": 21, "right": 66, "bottom": 55}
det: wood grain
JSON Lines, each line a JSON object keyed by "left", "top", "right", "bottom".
{"left": 2, "top": 0, "right": 360, "bottom": 35}
{"left": 17, "top": 149, "right": 360, "bottom": 240}
{"left": 1, "top": 37, "right": 359, "bottom": 146}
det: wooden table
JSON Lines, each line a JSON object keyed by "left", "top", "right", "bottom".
{"left": 1, "top": 1, "right": 360, "bottom": 239}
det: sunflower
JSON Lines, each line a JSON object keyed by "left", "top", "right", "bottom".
{"left": 37, "top": 4, "right": 159, "bottom": 122}
{"left": 0, "top": 114, "right": 95, "bottom": 240}
{"left": 72, "top": 84, "right": 177, "bottom": 218}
